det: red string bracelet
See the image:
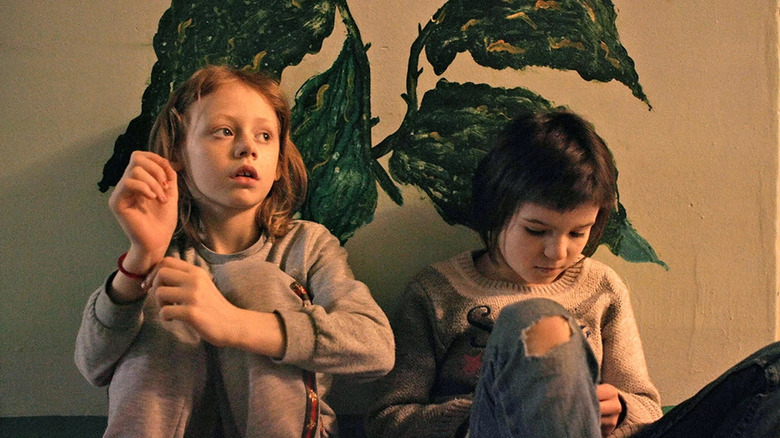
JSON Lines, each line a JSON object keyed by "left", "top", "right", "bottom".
{"left": 117, "top": 252, "right": 147, "bottom": 281}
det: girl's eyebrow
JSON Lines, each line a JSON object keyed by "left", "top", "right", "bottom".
{"left": 521, "top": 217, "right": 596, "bottom": 229}
{"left": 521, "top": 217, "right": 549, "bottom": 226}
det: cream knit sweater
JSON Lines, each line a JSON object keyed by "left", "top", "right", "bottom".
{"left": 367, "top": 250, "right": 661, "bottom": 438}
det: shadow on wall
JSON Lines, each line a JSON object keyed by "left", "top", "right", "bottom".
{"left": 0, "top": 130, "right": 127, "bottom": 416}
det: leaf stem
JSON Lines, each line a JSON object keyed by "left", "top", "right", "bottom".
{"left": 371, "top": 17, "right": 435, "bottom": 159}
{"left": 336, "top": 0, "right": 372, "bottom": 146}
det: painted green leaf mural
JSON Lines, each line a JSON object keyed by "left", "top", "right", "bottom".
{"left": 388, "top": 79, "right": 559, "bottom": 226}
{"left": 98, "top": 0, "right": 337, "bottom": 191}
{"left": 292, "top": 36, "right": 378, "bottom": 243}
{"left": 100, "top": 0, "right": 666, "bottom": 267}
{"left": 423, "top": 0, "right": 649, "bottom": 106}
{"left": 601, "top": 202, "right": 668, "bottom": 268}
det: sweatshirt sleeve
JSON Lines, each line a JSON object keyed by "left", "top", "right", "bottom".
{"left": 600, "top": 278, "right": 663, "bottom": 437}
{"left": 365, "top": 282, "right": 473, "bottom": 438}
{"left": 274, "top": 224, "right": 394, "bottom": 379}
{"left": 74, "top": 272, "right": 146, "bottom": 387}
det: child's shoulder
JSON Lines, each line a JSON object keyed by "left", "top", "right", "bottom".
{"left": 287, "top": 219, "right": 331, "bottom": 234}
{"left": 579, "top": 256, "right": 630, "bottom": 295}
{"left": 273, "top": 220, "right": 343, "bottom": 254}
{"left": 416, "top": 250, "right": 474, "bottom": 281}
{"left": 279, "top": 219, "right": 337, "bottom": 242}
{"left": 405, "top": 251, "right": 480, "bottom": 299}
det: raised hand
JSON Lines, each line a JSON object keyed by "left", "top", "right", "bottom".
{"left": 109, "top": 151, "right": 179, "bottom": 272}
{"left": 107, "top": 151, "right": 178, "bottom": 303}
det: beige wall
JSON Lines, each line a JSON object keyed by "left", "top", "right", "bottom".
{"left": 0, "top": 1, "right": 777, "bottom": 416}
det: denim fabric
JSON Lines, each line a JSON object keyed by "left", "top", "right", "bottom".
{"left": 469, "top": 298, "right": 601, "bottom": 438}
{"left": 635, "top": 341, "right": 780, "bottom": 438}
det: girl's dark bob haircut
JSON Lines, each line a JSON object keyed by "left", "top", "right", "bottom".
{"left": 471, "top": 110, "right": 618, "bottom": 257}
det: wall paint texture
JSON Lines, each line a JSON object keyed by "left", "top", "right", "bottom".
{"left": 0, "top": 0, "right": 777, "bottom": 416}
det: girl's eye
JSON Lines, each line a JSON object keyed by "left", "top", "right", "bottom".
{"left": 214, "top": 127, "right": 233, "bottom": 137}
{"left": 259, "top": 132, "right": 271, "bottom": 141}
{"left": 570, "top": 230, "right": 588, "bottom": 238}
{"left": 525, "top": 228, "right": 546, "bottom": 236}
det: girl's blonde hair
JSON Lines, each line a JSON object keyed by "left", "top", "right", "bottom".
{"left": 148, "top": 65, "right": 308, "bottom": 244}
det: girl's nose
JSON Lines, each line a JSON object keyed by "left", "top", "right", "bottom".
{"left": 234, "top": 134, "right": 258, "bottom": 159}
{"left": 544, "top": 237, "right": 567, "bottom": 261}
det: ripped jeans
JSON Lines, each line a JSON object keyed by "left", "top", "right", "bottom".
{"left": 469, "top": 298, "right": 780, "bottom": 438}
{"left": 469, "top": 298, "right": 601, "bottom": 437}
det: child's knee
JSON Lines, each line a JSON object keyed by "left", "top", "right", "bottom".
{"left": 521, "top": 315, "right": 572, "bottom": 357}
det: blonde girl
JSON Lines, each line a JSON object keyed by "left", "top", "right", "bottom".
{"left": 76, "top": 65, "right": 393, "bottom": 437}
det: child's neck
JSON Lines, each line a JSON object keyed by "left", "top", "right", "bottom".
{"left": 199, "top": 209, "right": 262, "bottom": 254}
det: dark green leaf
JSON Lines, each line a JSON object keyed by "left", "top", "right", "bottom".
{"left": 388, "top": 79, "right": 558, "bottom": 226}
{"left": 291, "top": 36, "right": 376, "bottom": 243}
{"left": 424, "top": 0, "right": 649, "bottom": 106}
{"left": 99, "top": 0, "right": 337, "bottom": 191}
{"left": 600, "top": 202, "right": 668, "bottom": 268}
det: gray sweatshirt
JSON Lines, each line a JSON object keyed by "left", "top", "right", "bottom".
{"left": 76, "top": 220, "right": 394, "bottom": 437}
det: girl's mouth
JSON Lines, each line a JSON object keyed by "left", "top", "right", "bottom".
{"left": 232, "top": 165, "right": 258, "bottom": 180}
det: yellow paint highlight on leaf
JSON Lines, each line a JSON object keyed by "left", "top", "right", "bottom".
{"left": 177, "top": 18, "right": 193, "bottom": 43}
{"left": 582, "top": 1, "right": 597, "bottom": 22}
{"left": 315, "top": 84, "right": 330, "bottom": 111}
{"left": 429, "top": 132, "right": 443, "bottom": 141}
{"left": 535, "top": 0, "right": 560, "bottom": 10}
{"left": 292, "top": 0, "right": 302, "bottom": 8}
{"left": 486, "top": 39, "right": 526, "bottom": 54}
{"left": 433, "top": 8, "right": 447, "bottom": 24}
{"left": 245, "top": 51, "right": 267, "bottom": 71}
{"left": 506, "top": 12, "right": 537, "bottom": 30}
{"left": 549, "top": 37, "right": 585, "bottom": 51}
{"left": 600, "top": 41, "right": 621, "bottom": 68}
{"left": 310, "top": 133, "right": 337, "bottom": 172}
{"left": 343, "top": 74, "right": 355, "bottom": 123}
{"left": 461, "top": 19, "right": 481, "bottom": 32}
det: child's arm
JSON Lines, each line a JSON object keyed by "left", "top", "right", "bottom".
{"left": 140, "top": 223, "right": 394, "bottom": 369}
{"left": 75, "top": 151, "right": 178, "bottom": 385}
{"left": 108, "top": 151, "right": 178, "bottom": 303}
{"left": 270, "top": 223, "right": 395, "bottom": 378}
{"left": 366, "top": 284, "right": 472, "bottom": 438}
{"left": 599, "top": 279, "right": 663, "bottom": 435}
{"left": 143, "top": 256, "right": 286, "bottom": 358}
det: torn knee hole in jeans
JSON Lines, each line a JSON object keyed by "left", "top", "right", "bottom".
{"left": 521, "top": 315, "right": 573, "bottom": 357}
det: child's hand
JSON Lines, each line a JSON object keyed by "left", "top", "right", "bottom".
{"left": 147, "top": 257, "right": 241, "bottom": 347}
{"left": 147, "top": 257, "right": 286, "bottom": 358}
{"left": 109, "top": 151, "right": 178, "bottom": 268}
{"left": 597, "top": 383, "right": 622, "bottom": 437}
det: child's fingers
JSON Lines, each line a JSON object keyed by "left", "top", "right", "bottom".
{"left": 136, "top": 151, "right": 178, "bottom": 185}
{"left": 158, "top": 301, "right": 192, "bottom": 322}
{"left": 144, "top": 257, "right": 196, "bottom": 293}
{"left": 145, "top": 152, "right": 178, "bottom": 184}
{"left": 155, "top": 285, "right": 188, "bottom": 307}
{"left": 117, "top": 171, "right": 165, "bottom": 202}
{"left": 124, "top": 152, "right": 175, "bottom": 199}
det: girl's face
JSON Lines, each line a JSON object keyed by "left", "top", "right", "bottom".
{"left": 490, "top": 202, "right": 600, "bottom": 286}
{"left": 178, "top": 80, "right": 280, "bottom": 221}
